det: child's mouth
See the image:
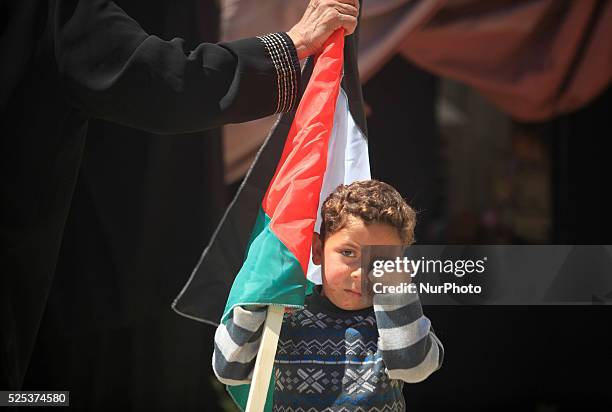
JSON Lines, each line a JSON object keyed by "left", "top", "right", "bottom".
{"left": 345, "top": 289, "right": 362, "bottom": 297}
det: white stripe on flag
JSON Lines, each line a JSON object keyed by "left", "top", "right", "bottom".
{"left": 306, "top": 88, "right": 371, "bottom": 285}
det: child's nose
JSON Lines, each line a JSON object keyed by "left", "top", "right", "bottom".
{"left": 349, "top": 268, "right": 363, "bottom": 292}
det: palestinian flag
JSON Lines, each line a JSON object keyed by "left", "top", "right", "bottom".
{"left": 172, "top": 27, "right": 369, "bottom": 411}
{"left": 221, "top": 28, "right": 370, "bottom": 320}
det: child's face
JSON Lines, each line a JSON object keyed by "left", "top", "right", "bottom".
{"left": 312, "top": 216, "right": 403, "bottom": 310}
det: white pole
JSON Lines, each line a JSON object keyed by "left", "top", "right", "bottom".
{"left": 245, "top": 305, "right": 284, "bottom": 412}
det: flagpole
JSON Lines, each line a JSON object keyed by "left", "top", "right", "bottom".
{"left": 245, "top": 305, "right": 285, "bottom": 412}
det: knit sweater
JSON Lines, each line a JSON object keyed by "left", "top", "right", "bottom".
{"left": 213, "top": 285, "right": 444, "bottom": 412}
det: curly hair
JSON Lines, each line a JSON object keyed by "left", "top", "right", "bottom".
{"left": 319, "top": 180, "right": 416, "bottom": 244}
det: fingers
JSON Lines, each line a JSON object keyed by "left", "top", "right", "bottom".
{"left": 321, "top": 3, "right": 357, "bottom": 35}
{"left": 328, "top": 0, "right": 358, "bottom": 35}
{"left": 338, "top": 12, "right": 358, "bottom": 35}
{"left": 289, "top": 0, "right": 360, "bottom": 59}
{"left": 323, "top": 7, "right": 357, "bottom": 36}
{"left": 336, "top": 0, "right": 359, "bottom": 9}
{"left": 313, "top": 0, "right": 358, "bottom": 18}
{"left": 331, "top": 0, "right": 359, "bottom": 18}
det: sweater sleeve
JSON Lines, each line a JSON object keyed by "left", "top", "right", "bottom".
{"left": 212, "top": 305, "right": 268, "bottom": 386}
{"left": 373, "top": 291, "right": 444, "bottom": 383}
{"left": 55, "top": 0, "right": 301, "bottom": 134}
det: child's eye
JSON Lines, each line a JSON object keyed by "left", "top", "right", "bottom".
{"left": 341, "top": 250, "right": 356, "bottom": 257}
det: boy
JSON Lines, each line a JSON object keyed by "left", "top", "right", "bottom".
{"left": 213, "top": 180, "right": 444, "bottom": 411}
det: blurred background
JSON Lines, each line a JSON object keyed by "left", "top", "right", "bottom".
{"left": 8, "top": 0, "right": 612, "bottom": 410}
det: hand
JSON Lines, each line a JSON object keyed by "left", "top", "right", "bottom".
{"left": 363, "top": 245, "right": 412, "bottom": 299}
{"left": 287, "top": 0, "right": 359, "bottom": 60}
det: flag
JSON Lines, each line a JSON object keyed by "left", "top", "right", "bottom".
{"left": 172, "top": 27, "right": 369, "bottom": 411}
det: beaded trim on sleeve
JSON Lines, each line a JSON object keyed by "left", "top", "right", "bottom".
{"left": 257, "top": 32, "right": 300, "bottom": 113}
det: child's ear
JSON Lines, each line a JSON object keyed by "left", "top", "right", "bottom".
{"left": 312, "top": 232, "right": 323, "bottom": 265}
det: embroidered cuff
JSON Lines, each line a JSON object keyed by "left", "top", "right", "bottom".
{"left": 257, "top": 32, "right": 301, "bottom": 113}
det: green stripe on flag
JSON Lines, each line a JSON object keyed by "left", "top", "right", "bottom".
{"left": 222, "top": 208, "right": 314, "bottom": 324}
{"left": 226, "top": 374, "right": 275, "bottom": 412}
{"left": 223, "top": 207, "right": 316, "bottom": 411}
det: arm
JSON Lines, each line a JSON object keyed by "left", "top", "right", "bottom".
{"left": 54, "top": 0, "right": 300, "bottom": 134}
{"left": 212, "top": 305, "right": 267, "bottom": 385}
{"left": 374, "top": 292, "right": 444, "bottom": 383}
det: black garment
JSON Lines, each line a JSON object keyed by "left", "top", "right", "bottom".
{"left": 0, "top": 0, "right": 300, "bottom": 392}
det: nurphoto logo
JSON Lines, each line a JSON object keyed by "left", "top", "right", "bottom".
{"left": 361, "top": 245, "right": 486, "bottom": 298}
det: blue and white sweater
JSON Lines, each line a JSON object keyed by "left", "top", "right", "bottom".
{"left": 213, "top": 285, "right": 444, "bottom": 412}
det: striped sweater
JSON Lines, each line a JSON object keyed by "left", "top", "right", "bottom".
{"left": 213, "top": 285, "right": 444, "bottom": 412}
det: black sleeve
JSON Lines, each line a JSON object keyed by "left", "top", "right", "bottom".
{"left": 54, "top": 0, "right": 301, "bottom": 134}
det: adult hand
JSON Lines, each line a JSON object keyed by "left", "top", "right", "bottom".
{"left": 287, "top": 0, "right": 359, "bottom": 60}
